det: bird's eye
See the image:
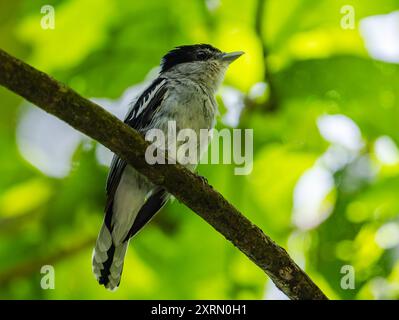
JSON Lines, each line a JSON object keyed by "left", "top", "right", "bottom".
{"left": 196, "top": 51, "right": 207, "bottom": 60}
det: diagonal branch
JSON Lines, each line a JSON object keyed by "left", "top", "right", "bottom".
{"left": 0, "top": 48, "right": 328, "bottom": 300}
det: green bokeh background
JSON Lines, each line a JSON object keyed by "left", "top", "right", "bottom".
{"left": 1, "top": 0, "right": 399, "bottom": 299}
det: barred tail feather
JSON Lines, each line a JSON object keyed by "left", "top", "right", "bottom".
{"left": 92, "top": 224, "right": 128, "bottom": 290}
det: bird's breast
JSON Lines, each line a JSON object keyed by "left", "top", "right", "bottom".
{"left": 149, "top": 81, "right": 218, "bottom": 166}
{"left": 158, "top": 81, "right": 217, "bottom": 133}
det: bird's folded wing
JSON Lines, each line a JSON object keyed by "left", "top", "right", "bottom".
{"left": 124, "top": 188, "right": 170, "bottom": 241}
{"left": 104, "top": 77, "right": 169, "bottom": 231}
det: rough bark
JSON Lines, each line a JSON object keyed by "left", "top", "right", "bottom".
{"left": 0, "top": 48, "right": 328, "bottom": 300}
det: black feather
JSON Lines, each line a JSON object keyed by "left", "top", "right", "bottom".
{"left": 98, "top": 242, "right": 115, "bottom": 285}
{"left": 124, "top": 188, "right": 169, "bottom": 241}
{"left": 124, "top": 77, "right": 168, "bottom": 130}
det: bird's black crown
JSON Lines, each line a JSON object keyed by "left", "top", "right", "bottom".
{"left": 160, "top": 44, "right": 222, "bottom": 73}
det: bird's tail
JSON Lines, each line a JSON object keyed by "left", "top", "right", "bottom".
{"left": 92, "top": 223, "right": 128, "bottom": 290}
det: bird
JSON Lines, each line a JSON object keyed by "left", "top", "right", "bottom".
{"left": 92, "top": 44, "right": 244, "bottom": 290}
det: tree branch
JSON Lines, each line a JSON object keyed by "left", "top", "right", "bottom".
{"left": 0, "top": 48, "right": 328, "bottom": 300}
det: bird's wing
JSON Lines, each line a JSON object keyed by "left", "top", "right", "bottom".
{"left": 123, "top": 188, "right": 170, "bottom": 241}
{"left": 104, "top": 77, "right": 168, "bottom": 231}
{"left": 125, "top": 77, "right": 168, "bottom": 131}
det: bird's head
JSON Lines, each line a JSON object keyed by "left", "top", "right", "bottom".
{"left": 160, "top": 44, "right": 244, "bottom": 92}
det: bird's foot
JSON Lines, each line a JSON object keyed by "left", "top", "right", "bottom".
{"left": 198, "top": 174, "right": 209, "bottom": 186}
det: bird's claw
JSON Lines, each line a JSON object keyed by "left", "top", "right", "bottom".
{"left": 199, "top": 175, "right": 209, "bottom": 185}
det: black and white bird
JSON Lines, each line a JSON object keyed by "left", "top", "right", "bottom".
{"left": 92, "top": 44, "right": 244, "bottom": 290}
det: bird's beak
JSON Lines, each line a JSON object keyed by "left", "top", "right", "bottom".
{"left": 220, "top": 51, "right": 245, "bottom": 63}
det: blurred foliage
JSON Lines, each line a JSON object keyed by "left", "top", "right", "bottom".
{"left": 1, "top": 0, "right": 399, "bottom": 300}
